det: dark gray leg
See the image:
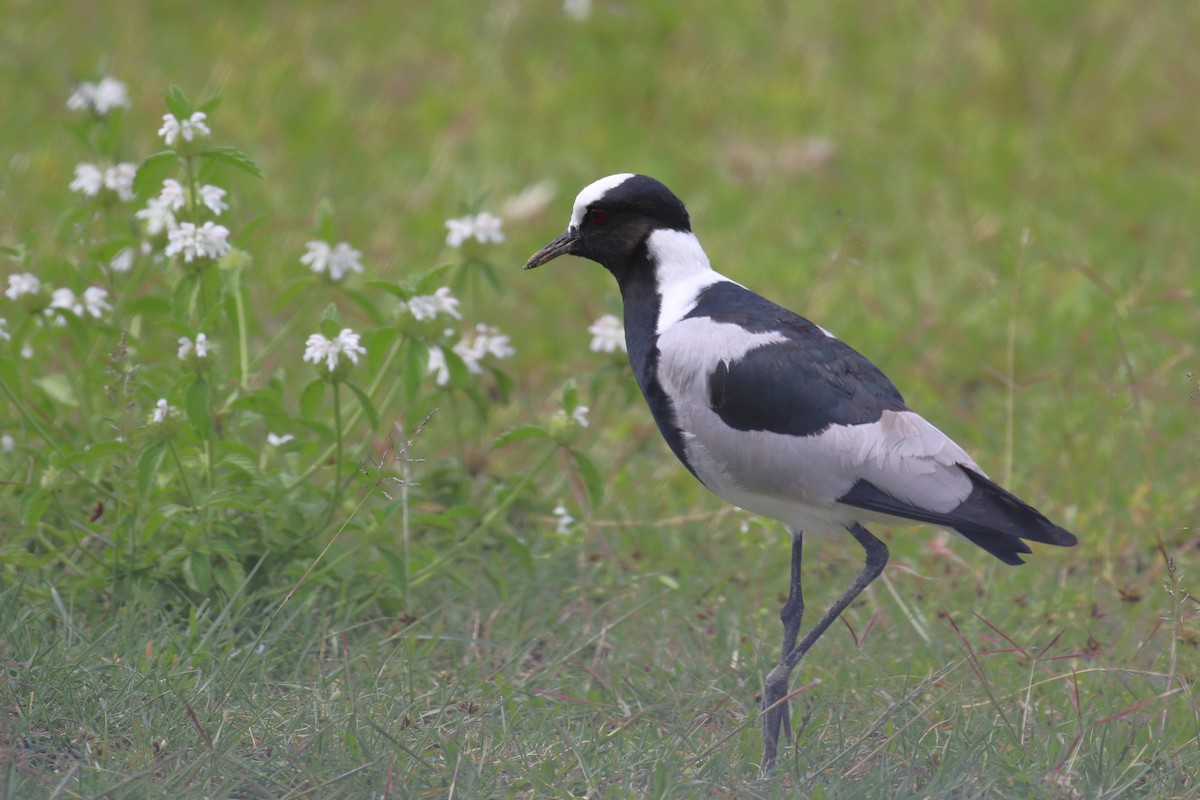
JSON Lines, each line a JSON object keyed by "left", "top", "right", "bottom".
{"left": 761, "top": 523, "right": 889, "bottom": 774}
{"left": 774, "top": 530, "right": 805, "bottom": 743}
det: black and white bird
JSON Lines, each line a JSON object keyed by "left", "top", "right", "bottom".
{"left": 523, "top": 173, "right": 1078, "bottom": 771}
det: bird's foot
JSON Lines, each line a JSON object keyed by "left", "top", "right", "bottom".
{"left": 760, "top": 666, "right": 794, "bottom": 775}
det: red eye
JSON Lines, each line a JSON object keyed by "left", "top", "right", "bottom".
{"left": 588, "top": 208, "right": 607, "bottom": 225}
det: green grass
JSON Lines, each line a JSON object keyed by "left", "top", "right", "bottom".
{"left": 2, "top": 1, "right": 1198, "bottom": 798}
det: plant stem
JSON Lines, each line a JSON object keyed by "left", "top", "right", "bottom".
{"left": 409, "top": 443, "right": 558, "bottom": 587}
{"left": 167, "top": 440, "right": 197, "bottom": 510}
{"left": 287, "top": 336, "right": 403, "bottom": 490}
{"left": 232, "top": 267, "right": 250, "bottom": 390}
{"left": 331, "top": 381, "right": 344, "bottom": 517}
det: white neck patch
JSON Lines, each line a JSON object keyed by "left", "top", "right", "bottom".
{"left": 648, "top": 228, "right": 735, "bottom": 334}
{"left": 568, "top": 173, "right": 636, "bottom": 230}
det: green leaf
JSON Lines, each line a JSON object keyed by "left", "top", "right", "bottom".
{"left": 363, "top": 280, "right": 408, "bottom": 299}
{"left": 403, "top": 339, "right": 427, "bottom": 402}
{"left": 496, "top": 533, "right": 534, "bottom": 575}
{"left": 183, "top": 554, "right": 213, "bottom": 595}
{"left": 200, "top": 146, "right": 264, "bottom": 179}
{"left": 200, "top": 490, "right": 261, "bottom": 511}
{"left": 346, "top": 383, "right": 380, "bottom": 432}
{"left": 185, "top": 378, "right": 212, "bottom": 437}
{"left": 319, "top": 303, "right": 342, "bottom": 336}
{"left": 561, "top": 378, "right": 580, "bottom": 412}
{"left": 0, "top": 357, "right": 17, "bottom": 390}
{"left": 568, "top": 447, "right": 604, "bottom": 508}
{"left": 21, "top": 489, "right": 54, "bottom": 529}
{"left": 364, "top": 327, "right": 398, "bottom": 374}
{"left": 33, "top": 373, "right": 77, "bottom": 407}
{"left": 137, "top": 443, "right": 166, "bottom": 499}
{"left": 230, "top": 389, "right": 290, "bottom": 427}
{"left": 341, "top": 288, "right": 386, "bottom": 326}
{"left": 171, "top": 273, "right": 201, "bottom": 322}
{"left": 164, "top": 85, "right": 192, "bottom": 119}
{"left": 133, "top": 151, "right": 179, "bottom": 199}
{"left": 66, "top": 440, "right": 131, "bottom": 467}
{"left": 300, "top": 379, "right": 326, "bottom": 420}
{"left": 406, "top": 263, "right": 453, "bottom": 295}
{"left": 377, "top": 549, "right": 408, "bottom": 595}
{"left": 493, "top": 423, "right": 549, "bottom": 447}
{"left": 124, "top": 295, "right": 172, "bottom": 317}
{"left": 213, "top": 558, "right": 247, "bottom": 598}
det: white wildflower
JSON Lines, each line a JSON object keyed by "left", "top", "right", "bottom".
{"left": 177, "top": 333, "right": 209, "bottom": 360}
{"left": 444, "top": 212, "right": 505, "bottom": 248}
{"left": 451, "top": 339, "right": 484, "bottom": 375}
{"left": 159, "top": 179, "right": 187, "bottom": 211}
{"left": 48, "top": 288, "right": 77, "bottom": 322}
{"left": 553, "top": 503, "right": 576, "bottom": 534}
{"left": 426, "top": 345, "right": 451, "bottom": 386}
{"left": 110, "top": 247, "right": 135, "bottom": 273}
{"left": 401, "top": 287, "right": 461, "bottom": 321}
{"left": 48, "top": 286, "right": 110, "bottom": 321}
{"left": 136, "top": 197, "right": 176, "bottom": 236}
{"left": 0, "top": 433, "right": 13, "bottom": 452}
{"left": 454, "top": 323, "right": 515, "bottom": 369}
{"left": 81, "top": 286, "right": 111, "bottom": 318}
{"left": 67, "top": 77, "right": 130, "bottom": 115}
{"left": 500, "top": 181, "right": 556, "bottom": 221}
{"left": 303, "top": 328, "right": 366, "bottom": 373}
{"left": 571, "top": 405, "right": 590, "bottom": 429}
{"left": 158, "top": 111, "right": 211, "bottom": 146}
{"left": 471, "top": 211, "right": 504, "bottom": 244}
{"left": 165, "top": 221, "right": 232, "bottom": 262}
{"left": 300, "top": 241, "right": 330, "bottom": 274}
{"left": 267, "top": 432, "right": 294, "bottom": 447}
{"left": 444, "top": 218, "right": 473, "bottom": 248}
{"left": 150, "top": 398, "right": 174, "bottom": 424}
{"left": 70, "top": 163, "right": 104, "bottom": 196}
{"left": 0, "top": 318, "right": 8, "bottom": 342}
{"left": 563, "top": 0, "right": 591, "bottom": 20}
{"left": 5, "top": 273, "right": 41, "bottom": 300}
{"left": 199, "top": 184, "right": 227, "bottom": 215}
{"left": 103, "top": 163, "right": 138, "bottom": 202}
{"left": 301, "top": 240, "right": 363, "bottom": 281}
{"left": 587, "top": 313, "right": 626, "bottom": 353}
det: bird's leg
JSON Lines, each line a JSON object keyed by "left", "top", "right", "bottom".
{"left": 760, "top": 523, "right": 889, "bottom": 775}
{"left": 770, "top": 531, "right": 805, "bottom": 744}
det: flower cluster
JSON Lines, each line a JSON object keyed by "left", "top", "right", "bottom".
{"left": 177, "top": 333, "right": 209, "bottom": 360}
{"left": 5, "top": 273, "right": 40, "bottom": 301}
{"left": 301, "top": 240, "right": 364, "bottom": 282}
{"left": 49, "top": 287, "right": 112, "bottom": 322}
{"left": 165, "top": 221, "right": 232, "bottom": 263}
{"left": 426, "top": 323, "right": 515, "bottom": 388}
{"left": 303, "top": 329, "right": 367, "bottom": 375}
{"left": 150, "top": 398, "right": 176, "bottom": 424}
{"left": 70, "top": 162, "right": 137, "bottom": 202}
{"left": 158, "top": 111, "right": 211, "bottom": 146}
{"left": 444, "top": 211, "right": 505, "bottom": 248}
{"left": 399, "top": 287, "right": 461, "bottom": 322}
{"left": 66, "top": 76, "right": 130, "bottom": 115}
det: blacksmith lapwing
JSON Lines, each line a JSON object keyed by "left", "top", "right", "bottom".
{"left": 524, "top": 173, "right": 1078, "bottom": 771}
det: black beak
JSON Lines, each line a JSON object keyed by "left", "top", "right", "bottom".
{"left": 523, "top": 229, "right": 580, "bottom": 270}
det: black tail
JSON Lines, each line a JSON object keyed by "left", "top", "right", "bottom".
{"left": 838, "top": 467, "right": 1078, "bottom": 566}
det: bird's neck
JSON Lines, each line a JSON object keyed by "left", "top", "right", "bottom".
{"left": 613, "top": 228, "right": 724, "bottom": 393}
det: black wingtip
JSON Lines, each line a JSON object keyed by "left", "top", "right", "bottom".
{"left": 837, "top": 468, "right": 1077, "bottom": 566}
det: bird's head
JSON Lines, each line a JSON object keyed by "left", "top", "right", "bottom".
{"left": 523, "top": 174, "right": 691, "bottom": 277}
